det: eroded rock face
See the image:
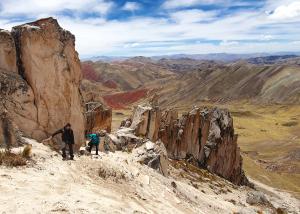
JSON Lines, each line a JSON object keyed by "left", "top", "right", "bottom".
{"left": 0, "top": 28, "right": 39, "bottom": 141}
{"left": 85, "top": 102, "right": 112, "bottom": 133}
{"left": 0, "top": 30, "right": 17, "bottom": 73}
{"left": 0, "top": 109, "right": 19, "bottom": 148}
{"left": 205, "top": 108, "right": 247, "bottom": 185}
{"left": 11, "top": 18, "right": 85, "bottom": 144}
{"left": 127, "top": 103, "right": 248, "bottom": 185}
{"left": 130, "top": 104, "right": 161, "bottom": 142}
{"left": 0, "top": 18, "right": 85, "bottom": 147}
{"left": 0, "top": 69, "right": 38, "bottom": 138}
{"left": 160, "top": 107, "right": 248, "bottom": 185}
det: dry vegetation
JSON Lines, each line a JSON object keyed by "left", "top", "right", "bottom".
{"left": 0, "top": 144, "right": 32, "bottom": 167}
{"left": 0, "top": 150, "right": 27, "bottom": 167}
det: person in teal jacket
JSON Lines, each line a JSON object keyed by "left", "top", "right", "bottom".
{"left": 87, "top": 132, "right": 100, "bottom": 155}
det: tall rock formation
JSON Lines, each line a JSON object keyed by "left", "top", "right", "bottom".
{"left": 11, "top": 18, "right": 85, "bottom": 143}
{"left": 130, "top": 104, "right": 161, "bottom": 142}
{"left": 0, "top": 30, "right": 38, "bottom": 144}
{"left": 0, "top": 18, "right": 85, "bottom": 147}
{"left": 85, "top": 102, "right": 112, "bottom": 133}
{"left": 160, "top": 107, "right": 248, "bottom": 185}
{"left": 0, "top": 30, "right": 17, "bottom": 73}
{"left": 127, "top": 103, "right": 248, "bottom": 185}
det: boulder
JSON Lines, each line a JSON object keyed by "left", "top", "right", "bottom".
{"left": 133, "top": 140, "right": 169, "bottom": 176}
{"left": 10, "top": 18, "right": 85, "bottom": 144}
{"left": 85, "top": 102, "right": 112, "bottom": 133}
{"left": 105, "top": 128, "right": 143, "bottom": 151}
{"left": 246, "top": 191, "right": 269, "bottom": 205}
{"left": 120, "top": 118, "right": 132, "bottom": 128}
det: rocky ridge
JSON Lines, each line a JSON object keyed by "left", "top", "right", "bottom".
{"left": 108, "top": 102, "right": 248, "bottom": 186}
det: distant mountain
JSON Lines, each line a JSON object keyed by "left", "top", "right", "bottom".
{"left": 151, "top": 53, "right": 263, "bottom": 62}
{"left": 81, "top": 57, "right": 300, "bottom": 107}
{"left": 151, "top": 52, "right": 300, "bottom": 62}
{"left": 82, "top": 52, "right": 300, "bottom": 63}
{"left": 247, "top": 55, "right": 300, "bottom": 65}
{"left": 81, "top": 56, "right": 130, "bottom": 62}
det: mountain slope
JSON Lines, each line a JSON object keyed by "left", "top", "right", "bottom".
{"left": 1, "top": 138, "right": 299, "bottom": 213}
{"left": 81, "top": 58, "right": 300, "bottom": 108}
{"left": 82, "top": 58, "right": 175, "bottom": 91}
{"left": 157, "top": 61, "right": 300, "bottom": 107}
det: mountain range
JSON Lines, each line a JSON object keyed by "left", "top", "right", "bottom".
{"left": 82, "top": 52, "right": 300, "bottom": 63}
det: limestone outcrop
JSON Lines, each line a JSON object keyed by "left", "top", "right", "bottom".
{"left": 0, "top": 110, "right": 17, "bottom": 148}
{"left": 0, "top": 69, "right": 38, "bottom": 140}
{"left": 0, "top": 18, "right": 85, "bottom": 146}
{"left": 130, "top": 104, "right": 161, "bottom": 142}
{"left": 133, "top": 140, "right": 169, "bottom": 176}
{"left": 0, "top": 30, "right": 17, "bottom": 73}
{"left": 85, "top": 102, "right": 112, "bottom": 133}
{"left": 126, "top": 103, "right": 248, "bottom": 185}
{"left": 160, "top": 107, "right": 248, "bottom": 185}
{"left": 205, "top": 108, "right": 247, "bottom": 185}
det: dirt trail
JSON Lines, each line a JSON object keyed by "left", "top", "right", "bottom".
{"left": 0, "top": 138, "right": 299, "bottom": 214}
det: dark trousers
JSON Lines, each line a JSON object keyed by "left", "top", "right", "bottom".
{"left": 62, "top": 142, "right": 74, "bottom": 159}
{"left": 89, "top": 144, "right": 99, "bottom": 155}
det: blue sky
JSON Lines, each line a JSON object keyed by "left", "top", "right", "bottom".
{"left": 0, "top": 0, "right": 300, "bottom": 57}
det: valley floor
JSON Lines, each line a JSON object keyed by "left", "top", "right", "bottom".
{"left": 0, "top": 138, "right": 299, "bottom": 214}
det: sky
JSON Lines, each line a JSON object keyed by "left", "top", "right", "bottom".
{"left": 0, "top": 0, "right": 300, "bottom": 57}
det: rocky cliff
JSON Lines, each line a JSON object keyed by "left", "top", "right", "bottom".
{"left": 130, "top": 104, "right": 161, "bottom": 142}
{"left": 160, "top": 107, "right": 248, "bottom": 185}
{"left": 128, "top": 103, "right": 248, "bottom": 185}
{"left": 0, "top": 29, "right": 17, "bottom": 73}
{"left": 85, "top": 102, "right": 112, "bottom": 133}
{"left": 0, "top": 18, "right": 85, "bottom": 146}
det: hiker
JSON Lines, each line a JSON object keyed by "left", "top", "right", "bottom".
{"left": 86, "top": 131, "right": 100, "bottom": 155}
{"left": 50, "top": 123, "right": 75, "bottom": 160}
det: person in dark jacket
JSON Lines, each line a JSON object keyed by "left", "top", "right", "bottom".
{"left": 51, "top": 123, "right": 75, "bottom": 160}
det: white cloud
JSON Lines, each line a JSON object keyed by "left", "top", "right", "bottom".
{"left": 170, "top": 9, "right": 217, "bottom": 23}
{"left": 162, "top": 0, "right": 220, "bottom": 9}
{"left": 220, "top": 40, "right": 239, "bottom": 46}
{"left": 0, "top": 0, "right": 114, "bottom": 17}
{"left": 123, "top": 42, "right": 140, "bottom": 48}
{"left": 0, "top": 0, "right": 299, "bottom": 56}
{"left": 260, "top": 34, "right": 274, "bottom": 41}
{"left": 269, "top": 1, "right": 300, "bottom": 20}
{"left": 122, "top": 2, "right": 141, "bottom": 11}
